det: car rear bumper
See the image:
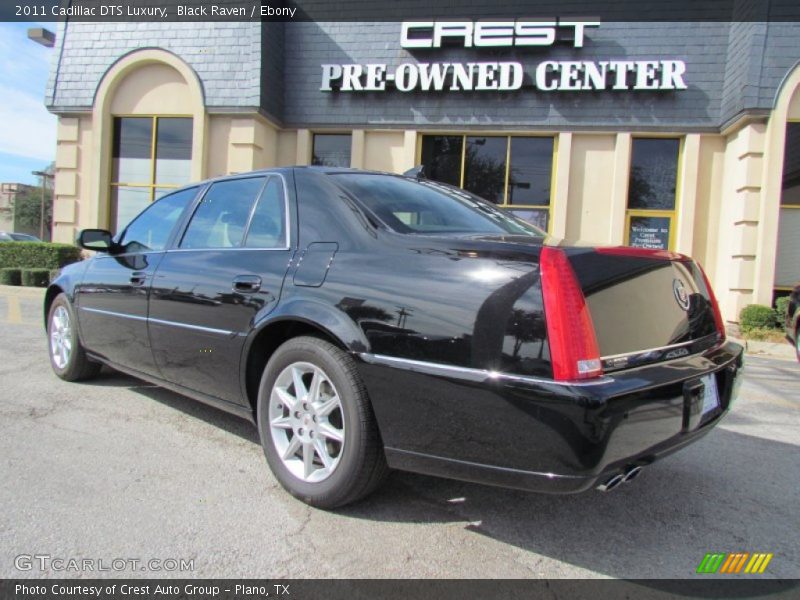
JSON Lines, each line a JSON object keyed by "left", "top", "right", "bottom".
{"left": 358, "top": 340, "right": 744, "bottom": 493}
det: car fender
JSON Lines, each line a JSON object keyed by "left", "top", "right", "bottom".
{"left": 43, "top": 259, "right": 92, "bottom": 329}
{"left": 244, "top": 295, "right": 371, "bottom": 356}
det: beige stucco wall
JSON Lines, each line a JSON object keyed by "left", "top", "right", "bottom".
{"left": 363, "top": 131, "right": 405, "bottom": 173}
{"left": 52, "top": 115, "right": 93, "bottom": 244}
{"left": 690, "top": 136, "right": 726, "bottom": 280}
{"left": 565, "top": 134, "right": 616, "bottom": 243}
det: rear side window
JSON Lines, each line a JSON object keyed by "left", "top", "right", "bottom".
{"left": 332, "top": 174, "right": 545, "bottom": 237}
{"left": 180, "top": 177, "right": 265, "bottom": 249}
{"left": 245, "top": 177, "right": 286, "bottom": 248}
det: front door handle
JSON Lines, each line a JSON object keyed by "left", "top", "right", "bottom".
{"left": 232, "top": 275, "right": 262, "bottom": 293}
{"left": 130, "top": 271, "right": 147, "bottom": 286}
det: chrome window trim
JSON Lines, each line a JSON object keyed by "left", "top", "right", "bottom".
{"left": 174, "top": 172, "right": 292, "bottom": 252}
{"left": 79, "top": 306, "right": 236, "bottom": 336}
{"left": 358, "top": 353, "right": 615, "bottom": 387}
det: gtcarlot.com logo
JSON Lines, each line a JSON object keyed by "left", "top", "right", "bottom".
{"left": 696, "top": 552, "right": 774, "bottom": 574}
{"left": 14, "top": 554, "right": 195, "bottom": 573}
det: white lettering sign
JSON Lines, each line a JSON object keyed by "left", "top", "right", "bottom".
{"left": 400, "top": 19, "right": 599, "bottom": 49}
{"left": 321, "top": 60, "right": 687, "bottom": 92}
{"left": 320, "top": 20, "right": 688, "bottom": 94}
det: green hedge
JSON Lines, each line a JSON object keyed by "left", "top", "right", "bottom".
{"left": 0, "top": 241, "right": 82, "bottom": 270}
{"left": 775, "top": 296, "right": 790, "bottom": 327}
{"left": 0, "top": 267, "right": 21, "bottom": 286}
{"left": 739, "top": 304, "right": 778, "bottom": 333}
{"left": 20, "top": 268, "right": 51, "bottom": 288}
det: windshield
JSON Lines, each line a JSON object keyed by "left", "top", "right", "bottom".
{"left": 331, "top": 173, "right": 546, "bottom": 237}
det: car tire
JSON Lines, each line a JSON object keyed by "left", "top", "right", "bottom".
{"left": 257, "top": 336, "right": 388, "bottom": 509}
{"left": 796, "top": 326, "right": 800, "bottom": 363}
{"left": 47, "top": 293, "right": 102, "bottom": 381}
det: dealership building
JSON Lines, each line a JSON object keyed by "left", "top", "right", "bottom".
{"left": 44, "top": 18, "right": 800, "bottom": 322}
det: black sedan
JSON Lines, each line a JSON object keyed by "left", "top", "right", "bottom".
{"left": 786, "top": 284, "right": 800, "bottom": 361}
{"left": 45, "top": 167, "right": 744, "bottom": 508}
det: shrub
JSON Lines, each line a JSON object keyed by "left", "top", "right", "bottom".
{"left": 20, "top": 268, "right": 52, "bottom": 288}
{"left": 775, "top": 296, "right": 790, "bottom": 327}
{"left": 742, "top": 327, "right": 788, "bottom": 343}
{"left": 0, "top": 241, "right": 82, "bottom": 270}
{"left": 739, "top": 304, "right": 778, "bottom": 333}
{"left": 0, "top": 267, "right": 21, "bottom": 286}
{"left": 49, "top": 268, "right": 61, "bottom": 283}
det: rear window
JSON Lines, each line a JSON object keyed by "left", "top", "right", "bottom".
{"left": 331, "top": 173, "right": 545, "bottom": 237}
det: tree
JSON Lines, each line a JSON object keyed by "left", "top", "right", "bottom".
{"left": 13, "top": 162, "right": 54, "bottom": 240}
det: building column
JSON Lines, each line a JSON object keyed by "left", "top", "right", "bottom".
{"left": 714, "top": 123, "right": 766, "bottom": 322}
{"left": 550, "top": 133, "right": 571, "bottom": 238}
{"left": 52, "top": 117, "right": 81, "bottom": 244}
{"left": 608, "top": 133, "right": 632, "bottom": 244}
{"left": 400, "top": 130, "right": 418, "bottom": 172}
{"left": 296, "top": 129, "right": 312, "bottom": 165}
{"left": 675, "top": 134, "right": 701, "bottom": 254}
{"left": 350, "top": 130, "right": 365, "bottom": 168}
{"left": 226, "top": 116, "right": 277, "bottom": 174}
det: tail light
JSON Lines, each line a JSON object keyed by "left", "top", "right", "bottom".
{"left": 698, "top": 264, "right": 726, "bottom": 343}
{"left": 540, "top": 247, "right": 603, "bottom": 381}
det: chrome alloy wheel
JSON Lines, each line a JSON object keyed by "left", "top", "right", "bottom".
{"left": 268, "top": 361, "right": 345, "bottom": 483}
{"left": 49, "top": 305, "right": 72, "bottom": 369}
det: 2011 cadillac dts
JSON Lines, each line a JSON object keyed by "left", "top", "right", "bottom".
{"left": 44, "top": 167, "right": 743, "bottom": 508}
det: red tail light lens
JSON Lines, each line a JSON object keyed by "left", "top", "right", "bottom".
{"left": 698, "top": 264, "right": 726, "bottom": 343}
{"left": 540, "top": 247, "right": 603, "bottom": 381}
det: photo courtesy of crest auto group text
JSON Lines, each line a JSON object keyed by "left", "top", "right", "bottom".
{"left": 0, "top": 0, "right": 799, "bottom": 597}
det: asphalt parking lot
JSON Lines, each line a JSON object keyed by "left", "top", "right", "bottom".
{"left": 1, "top": 286, "right": 798, "bottom": 579}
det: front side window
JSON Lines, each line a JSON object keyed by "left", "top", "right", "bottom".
{"left": 117, "top": 187, "right": 197, "bottom": 253}
{"left": 332, "top": 173, "right": 545, "bottom": 237}
{"left": 420, "top": 134, "right": 555, "bottom": 231}
{"left": 626, "top": 138, "right": 681, "bottom": 250}
{"left": 180, "top": 178, "right": 266, "bottom": 249}
{"left": 111, "top": 116, "right": 193, "bottom": 234}
{"left": 312, "top": 134, "right": 352, "bottom": 168}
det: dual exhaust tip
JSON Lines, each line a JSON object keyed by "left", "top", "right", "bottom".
{"left": 596, "top": 465, "right": 643, "bottom": 492}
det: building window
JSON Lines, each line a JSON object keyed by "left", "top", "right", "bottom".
{"left": 775, "top": 121, "right": 800, "bottom": 292}
{"left": 420, "top": 136, "right": 462, "bottom": 187}
{"left": 625, "top": 138, "right": 681, "bottom": 250}
{"left": 110, "top": 116, "right": 193, "bottom": 233}
{"left": 312, "top": 134, "right": 352, "bottom": 167}
{"left": 420, "top": 134, "right": 555, "bottom": 231}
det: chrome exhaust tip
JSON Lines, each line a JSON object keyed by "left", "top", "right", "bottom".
{"left": 623, "top": 465, "right": 643, "bottom": 482}
{"left": 596, "top": 473, "right": 625, "bottom": 492}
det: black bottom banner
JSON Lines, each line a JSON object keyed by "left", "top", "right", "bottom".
{"left": 1, "top": 579, "right": 797, "bottom": 600}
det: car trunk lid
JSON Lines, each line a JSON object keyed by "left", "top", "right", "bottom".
{"left": 564, "top": 246, "right": 724, "bottom": 372}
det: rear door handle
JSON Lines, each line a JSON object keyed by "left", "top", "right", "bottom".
{"left": 232, "top": 275, "right": 262, "bottom": 293}
{"left": 130, "top": 271, "right": 147, "bottom": 286}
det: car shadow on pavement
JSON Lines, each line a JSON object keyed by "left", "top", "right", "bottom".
{"left": 82, "top": 367, "right": 260, "bottom": 444}
{"left": 340, "top": 429, "right": 799, "bottom": 579}
{"left": 83, "top": 368, "right": 799, "bottom": 580}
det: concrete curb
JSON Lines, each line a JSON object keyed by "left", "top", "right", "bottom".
{"left": 729, "top": 336, "right": 796, "bottom": 362}
{"left": 0, "top": 285, "right": 47, "bottom": 298}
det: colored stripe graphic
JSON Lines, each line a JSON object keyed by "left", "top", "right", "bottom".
{"left": 697, "top": 552, "right": 773, "bottom": 574}
{"left": 745, "top": 553, "right": 774, "bottom": 574}
{"left": 697, "top": 553, "right": 726, "bottom": 574}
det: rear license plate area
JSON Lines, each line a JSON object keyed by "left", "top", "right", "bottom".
{"left": 683, "top": 372, "right": 721, "bottom": 431}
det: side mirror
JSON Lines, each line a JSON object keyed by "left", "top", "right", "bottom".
{"left": 77, "top": 229, "right": 114, "bottom": 252}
